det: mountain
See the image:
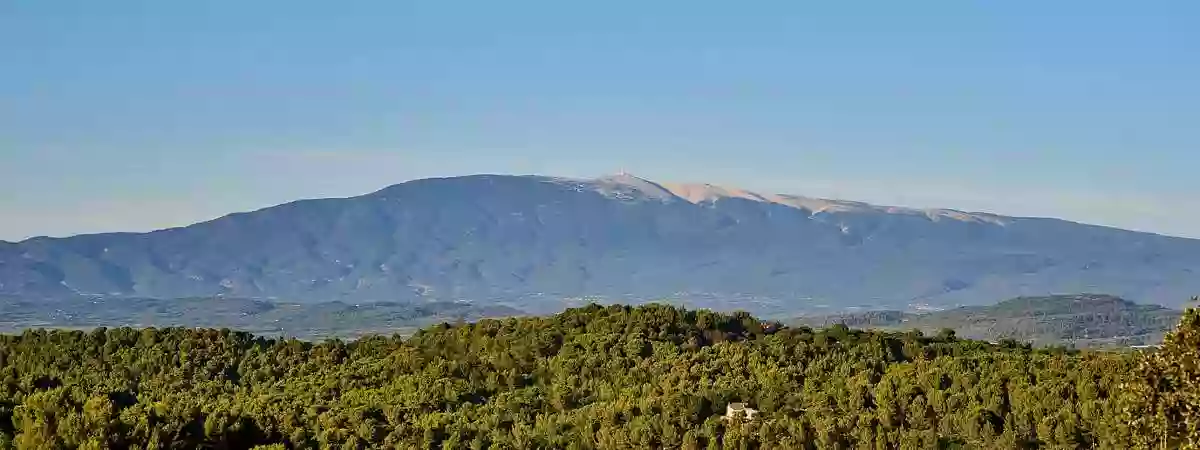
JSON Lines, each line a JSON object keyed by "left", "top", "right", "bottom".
{"left": 2, "top": 174, "right": 1199, "bottom": 315}
{"left": 793, "top": 294, "right": 1183, "bottom": 347}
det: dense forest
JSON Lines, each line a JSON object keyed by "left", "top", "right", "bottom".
{"left": 0, "top": 303, "right": 1197, "bottom": 449}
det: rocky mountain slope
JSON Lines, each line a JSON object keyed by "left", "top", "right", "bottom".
{"left": 2, "top": 174, "right": 1198, "bottom": 315}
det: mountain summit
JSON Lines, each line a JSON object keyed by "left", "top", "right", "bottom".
{"left": 3, "top": 174, "right": 1198, "bottom": 315}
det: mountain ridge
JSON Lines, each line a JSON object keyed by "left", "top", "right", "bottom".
{"left": 4, "top": 173, "right": 1192, "bottom": 243}
{"left": 3, "top": 173, "right": 1198, "bottom": 314}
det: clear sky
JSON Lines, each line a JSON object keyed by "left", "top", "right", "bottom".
{"left": 2, "top": 1, "right": 1197, "bottom": 240}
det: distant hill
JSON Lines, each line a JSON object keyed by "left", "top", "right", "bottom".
{"left": 3, "top": 174, "right": 1200, "bottom": 315}
{"left": 0, "top": 297, "right": 523, "bottom": 340}
{"left": 793, "top": 294, "right": 1184, "bottom": 347}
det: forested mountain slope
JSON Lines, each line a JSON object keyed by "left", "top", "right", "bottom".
{"left": 3, "top": 174, "right": 1199, "bottom": 313}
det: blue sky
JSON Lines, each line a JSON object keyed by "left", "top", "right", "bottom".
{"left": 2, "top": 0, "right": 1197, "bottom": 240}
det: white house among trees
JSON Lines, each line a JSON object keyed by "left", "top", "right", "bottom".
{"left": 723, "top": 403, "right": 758, "bottom": 421}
